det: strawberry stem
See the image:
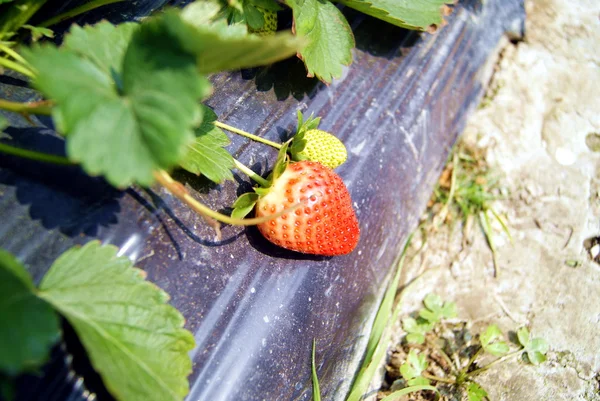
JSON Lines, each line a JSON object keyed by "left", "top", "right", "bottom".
{"left": 233, "top": 159, "right": 270, "bottom": 187}
{"left": 0, "top": 43, "right": 31, "bottom": 69}
{"left": 0, "top": 142, "right": 73, "bottom": 165}
{"left": 215, "top": 121, "right": 282, "bottom": 150}
{"left": 0, "top": 56, "right": 35, "bottom": 78}
{"left": 153, "top": 170, "right": 300, "bottom": 227}
{"left": 0, "top": 99, "right": 53, "bottom": 115}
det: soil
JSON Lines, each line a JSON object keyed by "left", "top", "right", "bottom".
{"left": 370, "top": 0, "right": 600, "bottom": 400}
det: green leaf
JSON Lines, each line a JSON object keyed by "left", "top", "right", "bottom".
{"left": 401, "top": 349, "right": 428, "bottom": 383}
{"left": 480, "top": 324, "right": 503, "bottom": 348}
{"left": 408, "top": 349, "right": 428, "bottom": 372}
{"left": 0, "top": 249, "right": 60, "bottom": 375}
{"left": 405, "top": 333, "right": 425, "bottom": 345}
{"left": 24, "top": 20, "right": 210, "bottom": 187}
{"left": 402, "top": 317, "right": 433, "bottom": 344}
{"left": 527, "top": 350, "right": 547, "bottom": 365}
{"left": 517, "top": 327, "right": 530, "bottom": 348}
{"left": 419, "top": 293, "right": 457, "bottom": 323}
{"left": 179, "top": 105, "right": 235, "bottom": 183}
{"left": 290, "top": 111, "right": 321, "bottom": 156}
{"left": 22, "top": 24, "right": 54, "bottom": 42}
{"left": 173, "top": 7, "right": 304, "bottom": 73}
{"left": 480, "top": 324, "right": 509, "bottom": 356}
{"left": 249, "top": 0, "right": 282, "bottom": 11}
{"left": 485, "top": 342, "right": 509, "bottom": 357}
{"left": 243, "top": 2, "right": 265, "bottom": 29}
{"left": 525, "top": 337, "right": 548, "bottom": 365}
{"left": 231, "top": 192, "right": 259, "bottom": 219}
{"left": 399, "top": 362, "right": 418, "bottom": 380}
{"left": 528, "top": 338, "right": 549, "bottom": 353}
{"left": 467, "top": 382, "right": 488, "bottom": 401}
{"left": 0, "top": 114, "right": 8, "bottom": 132}
{"left": 335, "top": 0, "right": 453, "bottom": 30}
{"left": 271, "top": 140, "right": 290, "bottom": 181}
{"left": 38, "top": 241, "right": 195, "bottom": 401}
{"left": 407, "top": 376, "right": 429, "bottom": 386}
{"left": 286, "top": 0, "right": 354, "bottom": 83}
{"left": 63, "top": 22, "right": 137, "bottom": 76}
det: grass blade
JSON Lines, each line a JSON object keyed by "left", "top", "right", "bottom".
{"left": 362, "top": 234, "right": 413, "bottom": 367}
{"left": 312, "top": 338, "right": 321, "bottom": 401}
{"left": 379, "top": 385, "right": 440, "bottom": 401}
{"left": 346, "top": 235, "right": 413, "bottom": 401}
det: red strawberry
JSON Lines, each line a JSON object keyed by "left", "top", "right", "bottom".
{"left": 255, "top": 161, "right": 359, "bottom": 256}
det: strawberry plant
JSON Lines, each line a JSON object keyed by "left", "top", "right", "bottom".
{"left": 0, "top": 241, "right": 194, "bottom": 401}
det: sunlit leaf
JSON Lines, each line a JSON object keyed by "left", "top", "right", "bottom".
{"left": 38, "top": 241, "right": 195, "bottom": 401}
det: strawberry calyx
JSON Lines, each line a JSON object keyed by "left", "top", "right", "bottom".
{"left": 231, "top": 139, "right": 291, "bottom": 219}
{"left": 288, "top": 110, "right": 321, "bottom": 161}
{"left": 289, "top": 111, "right": 347, "bottom": 169}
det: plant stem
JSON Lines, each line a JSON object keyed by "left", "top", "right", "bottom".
{"left": 459, "top": 347, "right": 483, "bottom": 380}
{"left": 421, "top": 372, "right": 455, "bottom": 384}
{"left": 465, "top": 348, "right": 523, "bottom": 378}
{"left": 215, "top": 121, "right": 282, "bottom": 150}
{"left": 0, "top": 43, "right": 30, "bottom": 67}
{"left": 0, "top": 99, "right": 53, "bottom": 115}
{"left": 233, "top": 159, "right": 269, "bottom": 187}
{"left": 153, "top": 170, "right": 300, "bottom": 227}
{"left": 38, "top": 0, "right": 129, "bottom": 28}
{"left": 0, "top": 142, "right": 72, "bottom": 165}
{"left": 0, "top": 56, "right": 35, "bottom": 78}
{"left": 426, "top": 338, "right": 457, "bottom": 374}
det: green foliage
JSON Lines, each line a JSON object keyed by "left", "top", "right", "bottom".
{"left": 517, "top": 327, "right": 549, "bottom": 365}
{"left": 480, "top": 324, "right": 509, "bottom": 356}
{"left": 179, "top": 105, "right": 235, "bottom": 183}
{"left": 286, "top": 0, "right": 354, "bottom": 83}
{"left": 177, "top": 5, "right": 303, "bottom": 73}
{"left": 467, "top": 382, "right": 488, "bottom": 401}
{"left": 289, "top": 110, "right": 321, "bottom": 159}
{"left": 231, "top": 192, "right": 260, "bottom": 219}
{"left": 387, "top": 294, "right": 549, "bottom": 400}
{"left": 37, "top": 241, "right": 195, "bottom": 401}
{"left": 402, "top": 294, "right": 455, "bottom": 344}
{"left": 345, "top": 238, "right": 412, "bottom": 401}
{"left": 419, "top": 293, "right": 457, "bottom": 323}
{"left": 399, "top": 349, "right": 429, "bottom": 386}
{"left": 24, "top": 20, "right": 210, "bottom": 187}
{"left": 0, "top": 250, "right": 59, "bottom": 375}
{"left": 22, "top": 24, "right": 53, "bottom": 41}
{"left": 402, "top": 316, "right": 433, "bottom": 344}
{"left": 336, "top": 0, "right": 453, "bottom": 30}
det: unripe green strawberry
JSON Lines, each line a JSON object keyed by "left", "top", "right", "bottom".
{"left": 294, "top": 129, "right": 347, "bottom": 169}
{"left": 248, "top": 7, "right": 277, "bottom": 36}
{"left": 255, "top": 161, "right": 359, "bottom": 256}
